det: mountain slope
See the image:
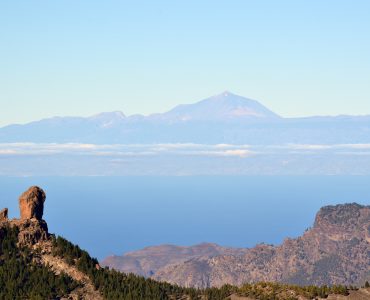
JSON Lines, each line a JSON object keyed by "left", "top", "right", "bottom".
{"left": 104, "top": 203, "right": 370, "bottom": 289}
{"left": 102, "top": 243, "right": 248, "bottom": 277}
{"left": 151, "top": 91, "right": 280, "bottom": 121}
{"left": 0, "top": 187, "right": 199, "bottom": 299}
{"left": 1, "top": 186, "right": 368, "bottom": 299}
{"left": 0, "top": 224, "right": 81, "bottom": 299}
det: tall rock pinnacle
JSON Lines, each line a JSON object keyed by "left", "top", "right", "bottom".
{"left": 19, "top": 186, "right": 46, "bottom": 220}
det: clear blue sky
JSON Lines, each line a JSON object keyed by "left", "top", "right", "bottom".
{"left": 1, "top": 0, "right": 369, "bottom": 126}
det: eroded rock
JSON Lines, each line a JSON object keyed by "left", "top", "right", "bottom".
{"left": 19, "top": 186, "right": 46, "bottom": 220}
{"left": 0, "top": 208, "right": 8, "bottom": 221}
{"left": 15, "top": 218, "right": 49, "bottom": 246}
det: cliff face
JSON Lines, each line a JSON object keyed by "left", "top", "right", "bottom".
{"left": 103, "top": 203, "right": 370, "bottom": 288}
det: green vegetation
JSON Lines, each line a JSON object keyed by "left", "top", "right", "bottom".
{"left": 238, "top": 282, "right": 349, "bottom": 300}
{"left": 0, "top": 226, "right": 79, "bottom": 300}
{"left": 52, "top": 236, "right": 196, "bottom": 300}
{"left": 0, "top": 229, "right": 353, "bottom": 300}
{"left": 51, "top": 235, "right": 351, "bottom": 300}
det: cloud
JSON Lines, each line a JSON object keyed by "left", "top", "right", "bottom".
{"left": 288, "top": 144, "right": 332, "bottom": 150}
{"left": 221, "top": 149, "right": 253, "bottom": 157}
{"left": 214, "top": 144, "right": 251, "bottom": 149}
{"left": 275, "top": 143, "right": 370, "bottom": 151}
{"left": 185, "top": 149, "right": 254, "bottom": 158}
{"left": 339, "top": 144, "right": 370, "bottom": 149}
{"left": 337, "top": 151, "right": 370, "bottom": 156}
{"left": 0, "top": 149, "right": 19, "bottom": 155}
{"left": 0, "top": 143, "right": 369, "bottom": 158}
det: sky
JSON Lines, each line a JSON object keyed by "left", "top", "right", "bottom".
{"left": 1, "top": 0, "right": 370, "bottom": 126}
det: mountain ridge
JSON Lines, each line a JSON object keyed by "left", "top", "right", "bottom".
{"left": 2, "top": 91, "right": 370, "bottom": 128}
{"left": 102, "top": 203, "right": 370, "bottom": 289}
{"left": 1, "top": 91, "right": 370, "bottom": 145}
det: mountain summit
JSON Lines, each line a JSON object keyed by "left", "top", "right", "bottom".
{"left": 0, "top": 91, "right": 369, "bottom": 145}
{"left": 157, "top": 91, "right": 280, "bottom": 121}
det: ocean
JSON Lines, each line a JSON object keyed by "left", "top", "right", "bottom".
{"left": 1, "top": 176, "right": 369, "bottom": 260}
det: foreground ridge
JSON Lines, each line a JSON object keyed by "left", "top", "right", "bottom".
{"left": 0, "top": 186, "right": 369, "bottom": 299}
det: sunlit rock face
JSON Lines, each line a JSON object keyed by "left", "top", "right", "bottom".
{"left": 19, "top": 186, "right": 46, "bottom": 220}
{"left": 0, "top": 186, "right": 49, "bottom": 246}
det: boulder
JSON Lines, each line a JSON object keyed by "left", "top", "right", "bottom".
{"left": 19, "top": 186, "right": 46, "bottom": 220}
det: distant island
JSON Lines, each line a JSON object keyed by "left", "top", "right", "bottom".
{"left": 1, "top": 91, "right": 370, "bottom": 145}
{"left": 0, "top": 92, "right": 370, "bottom": 176}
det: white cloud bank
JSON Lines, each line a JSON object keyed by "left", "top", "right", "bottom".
{"left": 0, "top": 143, "right": 369, "bottom": 158}
{"left": 0, "top": 143, "right": 255, "bottom": 158}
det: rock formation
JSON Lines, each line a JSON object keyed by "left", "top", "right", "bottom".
{"left": 15, "top": 218, "right": 49, "bottom": 246}
{"left": 0, "top": 186, "right": 49, "bottom": 246}
{"left": 19, "top": 186, "right": 46, "bottom": 220}
{"left": 0, "top": 208, "right": 8, "bottom": 221}
{"left": 0, "top": 187, "right": 103, "bottom": 300}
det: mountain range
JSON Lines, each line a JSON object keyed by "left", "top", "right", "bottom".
{"left": 102, "top": 203, "right": 370, "bottom": 289}
{"left": 1, "top": 91, "right": 370, "bottom": 144}
{"left": 1, "top": 91, "right": 370, "bottom": 176}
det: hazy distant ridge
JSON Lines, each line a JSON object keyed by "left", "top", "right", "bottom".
{"left": 1, "top": 91, "right": 369, "bottom": 144}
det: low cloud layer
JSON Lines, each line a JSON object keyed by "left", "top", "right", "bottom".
{"left": 0, "top": 143, "right": 256, "bottom": 158}
{"left": 1, "top": 143, "right": 370, "bottom": 176}
{"left": 0, "top": 143, "right": 369, "bottom": 158}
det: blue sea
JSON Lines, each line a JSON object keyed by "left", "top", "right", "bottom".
{"left": 1, "top": 176, "right": 369, "bottom": 260}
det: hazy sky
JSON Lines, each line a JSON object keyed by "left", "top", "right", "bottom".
{"left": 1, "top": 1, "right": 370, "bottom": 126}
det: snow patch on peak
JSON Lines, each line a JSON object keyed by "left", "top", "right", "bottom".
{"left": 89, "top": 111, "right": 126, "bottom": 128}
{"left": 90, "top": 111, "right": 126, "bottom": 120}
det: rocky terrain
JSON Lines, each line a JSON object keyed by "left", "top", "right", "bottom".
{"left": 1, "top": 186, "right": 49, "bottom": 247}
{"left": 0, "top": 186, "right": 103, "bottom": 299}
{"left": 1, "top": 186, "right": 369, "bottom": 299}
{"left": 103, "top": 203, "right": 370, "bottom": 289}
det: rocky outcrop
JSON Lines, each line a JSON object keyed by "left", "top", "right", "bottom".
{"left": 0, "top": 186, "right": 101, "bottom": 300}
{"left": 104, "top": 203, "right": 370, "bottom": 288}
{"left": 13, "top": 218, "right": 49, "bottom": 246}
{"left": 19, "top": 186, "right": 46, "bottom": 220}
{"left": 0, "top": 187, "right": 49, "bottom": 246}
{"left": 0, "top": 208, "right": 8, "bottom": 221}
